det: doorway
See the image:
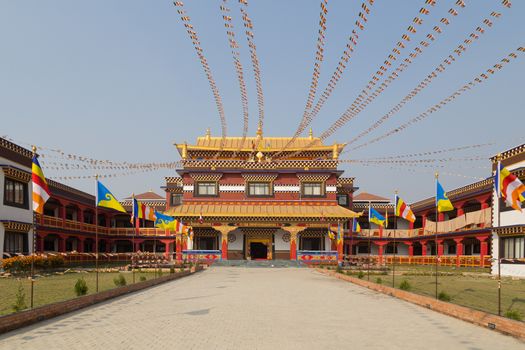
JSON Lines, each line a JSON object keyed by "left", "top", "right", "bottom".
{"left": 250, "top": 242, "right": 268, "bottom": 260}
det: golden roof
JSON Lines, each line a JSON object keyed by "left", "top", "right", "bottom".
{"left": 165, "top": 202, "right": 359, "bottom": 219}
{"left": 175, "top": 129, "right": 346, "bottom": 154}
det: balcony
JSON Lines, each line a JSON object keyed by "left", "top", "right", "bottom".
{"left": 39, "top": 215, "right": 163, "bottom": 237}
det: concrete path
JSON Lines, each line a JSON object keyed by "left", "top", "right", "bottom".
{"left": 0, "top": 267, "right": 523, "bottom": 350}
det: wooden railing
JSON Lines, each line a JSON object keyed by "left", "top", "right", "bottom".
{"left": 344, "top": 255, "right": 492, "bottom": 268}
{"left": 40, "top": 215, "right": 167, "bottom": 237}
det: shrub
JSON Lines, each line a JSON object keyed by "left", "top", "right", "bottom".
{"left": 357, "top": 271, "right": 365, "bottom": 279}
{"left": 139, "top": 276, "right": 147, "bottom": 282}
{"left": 438, "top": 291, "right": 452, "bottom": 302}
{"left": 113, "top": 274, "right": 127, "bottom": 287}
{"left": 505, "top": 309, "right": 523, "bottom": 321}
{"left": 399, "top": 280, "right": 411, "bottom": 291}
{"left": 74, "top": 278, "right": 89, "bottom": 296}
{"left": 375, "top": 277, "right": 382, "bottom": 284}
{"left": 335, "top": 265, "right": 343, "bottom": 273}
{"left": 12, "top": 282, "right": 27, "bottom": 312}
{"left": 1, "top": 255, "right": 65, "bottom": 273}
{"left": 170, "top": 267, "right": 175, "bottom": 274}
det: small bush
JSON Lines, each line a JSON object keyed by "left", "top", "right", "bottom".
{"left": 438, "top": 291, "right": 452, "bottom": 302}
{"left": 399, "top": 280, "right": 411, "bottom": 291}
{"left": 158, "top": 269, "right": 163, "bottom": 277}
{"left": 170, "top": 267, "right": 175, "bottom": 274}
{"left": 113, "top": 274, "right": 127, "bottom": 287}
{"left": 139, "top": 276, "right": 147, "bottom": 282}
{"left": 505, "top": 309, "right": 523, "bottom": 321}
{"left": 357, "top": 271, "right": 365, "bottom": 279}
{"left": 375, "top": 277, "right": 382, "bottom": 284}
{"left": 12, "top": 282, "right": 27, "bottom": 312}
{"left": 74, "top": 278, "right": 88, "bottom": 296}
{"left": 335, "top": 265, "right": 343, "bottom": 273}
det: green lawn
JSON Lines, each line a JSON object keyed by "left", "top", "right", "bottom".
{"left": 0, "top": 270, "right": 166, "bottom": 316}
{"left": 338, "top": 264, "right": 525, "bottom": 321}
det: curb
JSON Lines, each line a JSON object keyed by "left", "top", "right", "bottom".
{"left": 0, "top": 267, "right": 204, "bottom": 335}
{"left": 316, "top": 268, "right": 525, "bottom": 341}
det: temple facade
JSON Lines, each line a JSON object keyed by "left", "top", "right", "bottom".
{"left": 163, "top": 128, "right": 358, "bottom": 262}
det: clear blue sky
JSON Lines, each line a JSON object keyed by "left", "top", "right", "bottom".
{"left": 1, "top": 1, "right": 523, "bottom": 203}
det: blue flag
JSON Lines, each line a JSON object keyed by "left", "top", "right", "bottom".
{"left": 154, "top": 211, "right": 176, "bottom": 229}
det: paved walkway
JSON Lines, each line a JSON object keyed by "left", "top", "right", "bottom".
{"left": 1, "top": 267, "right": 523, "bottom": 349}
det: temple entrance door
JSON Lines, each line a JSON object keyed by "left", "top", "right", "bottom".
{"left": 250, "top": 242, "right": 268, "bottom": 260}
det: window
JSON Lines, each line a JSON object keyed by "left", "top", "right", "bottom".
{"left": 4, "top": 178, "right": 28, "bottom": 209}
{"left": 4, "top": 232, "right": 27, "bottom": 254}
{"left": 170, "top": 193, "right": 182, "bottom": 206}
{"left": 196, "top": 182, "right": 217, "bottom": 196}
{"left": 337, "top": 194, "right": 348, "bottom": 206}
{"left": 247, "top": 182, "right": 271, "bottom": 197}
{"left": 302, "top": 182, "right": 324, "bottom": 197}
{"left": 503, "top": 237, "right": 525, "bottom": 259}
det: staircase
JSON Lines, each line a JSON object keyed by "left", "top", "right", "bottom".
{"left": 211, "top": 259, "right": 305, "bottom": 268}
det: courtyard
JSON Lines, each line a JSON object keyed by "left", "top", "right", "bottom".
{"left": 0, "top": 267, "right": 523, "bottom": 349}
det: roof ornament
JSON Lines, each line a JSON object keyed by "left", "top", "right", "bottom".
{"left": 332, "top": 143, "right": 339, "bottom": 160}
{"left": 256, "top": 151, "right": 264, "bottom": 163}
{"left": 256, "top": 124, "right": 263, "bottom": 139}
{"left": 309, "top": 128, "right": 314, "bottom": 140}
{"left": 205, "top": 128, "right": 211, "bottom": 140}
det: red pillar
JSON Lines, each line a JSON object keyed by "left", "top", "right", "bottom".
{"left": 36, "top": 234, "right": 46, "bottom": 253}
{"left": 409, "top": 221, "right": 414, "bottom": 229}
{"left": 437, "top": 240, "right": 444, "bottom": 257}
{"left": 176, "top": 234, "right": 182, "bottom": 262}
{"left": 289, "top": 232, "right": 297, "bottom": 260}
{"left": 477, "top": 235, "right": 489, "bottom": 267}
{"left": 456, "top": 208, "right": 464, "bottom": 216}
{"left": 134, "top": 239, "right": 144, "bottom": 252}
{"left": 77, "top": 237, "right": 85, "bottom": 253}
{"left": 375, "top": 242, "right": 387, "bottom": 264}
{"left": 161, "top": 240, "right": 172, "bottom": 260}
{"left": 58, "top": 235, "right": 66, "bottom": 252}
{"left": 422, "top": 215, "right": 427, "bottom": 229}
{"left": 438, "top": 213, "right": 445, "bottom": 222}
{"left": 60, "top": 205, "right": 66, "bottom": 227}
{"left": 404, "top": 242, "right": 414, "bottom": 257}
{"left": 220, "top": 231, "right": 228, "bottom": 260}
{"left": 454, "top": 238, "right": 463, "bottom": 267}
{"left": 421, "top": 241, "right": 427, "bottom": 256}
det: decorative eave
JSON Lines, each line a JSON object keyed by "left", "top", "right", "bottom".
{"left": 352, "top": 203, "right": 395, "bottom": 211}
{"left": 411, "top": 178, "right": 494, "bottom": 211}
{"left": 337, "top": 177, "right": 355, "bottom": 186}
{"left": 490, "top": 143, "right": 525, "bottom": 163}
{"left": 492, "top": 225, "right": 525, "bottom": 237}
{"left": 0, "top": 137, "right": 33, "bottom": 167}
{"left": 0, "top": 164, "right": 31, "bottom": 182}
{"left": 165, "top": 177, "right": 183, "bottom": 185}
{"left": 1, "top": 220, "right": 32, "bottom": 233}
{"left": 179, "top": 159, "right": 340, "bottom": 170}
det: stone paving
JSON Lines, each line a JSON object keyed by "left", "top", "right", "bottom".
{"left": 0, "top": 267, "right": 523, "bottom": 349}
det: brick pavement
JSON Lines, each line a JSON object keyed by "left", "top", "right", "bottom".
{"left": 0, "top": 267, "right": 523, "bottom": 349}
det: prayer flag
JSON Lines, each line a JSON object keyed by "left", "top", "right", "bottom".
{"left": 97, "top": 181, "right": 126, "bottom": 213}
{"left": 436, "top": 180, "right": 454, "bottom": 212}
{"left": 32, "top": 155, "right": 51, "bottom": 214}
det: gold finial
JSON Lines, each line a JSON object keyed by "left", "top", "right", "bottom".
{"left": 31, "top": 145, "right": 37, "bottom": 154}
{"left": 205, "top": 128, "right": 211, "bottom": 140}
{"left": 496, "top": 152, "right": 502, "bottom": 161}
{"left": 435, "top": 171, "right": 439, "bottom": 179}
{"left": 256, "top": 124, "right": 263, "bottom": 138}
{"left": 309, "top": 128, "right": 313, "bottom": 140}
{"left": 256, "top": 151, "right": 264, "bottom": 163}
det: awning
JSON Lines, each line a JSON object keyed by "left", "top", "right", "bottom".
{"left": 165, "top": 202, "right": 360, "bottom": 221}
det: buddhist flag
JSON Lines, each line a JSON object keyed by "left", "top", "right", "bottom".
{"left": 131, "top": 198, "right": 143, "bottom": 222}
{"left": 32, "top": 155, "right": 51, "bottom": 214}
{"left": 154, "top": 211, "right": 177, "bottom": 230}
{"left": 144, "top": 205, "right": 156, "bottom": 221}
{"left": 496, "top": 162, "right": 525, "bottom": 211}
{"left": 395, "top": 195, "right": 415, "bottom": 223}
{"left": 352, "top": 218, "right": 361, "bottom": 233}
{"left": 369, "top": 207, "right": 386, "bottom": 227}
{"left": 97, "top": 181, "right": 127, "bottom": 213}
{"left": 436, "top": 180, "right": 454, "bottom": 212}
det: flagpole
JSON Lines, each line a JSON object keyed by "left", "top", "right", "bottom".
{"left": 435, "top": 172, "right": 439, "bottom": 299}
{"left": 131, "top": 193, "right": 136, "bottom": 284}
{"left": 393, "top": 191, "right": 397, "bottom": 288}
{"left": 95, "top": 174, "right": 99, "bottom": 293}
{"left": 30, "top": 146, "right": 37, "bottom": 309}
{"left": 351, "top": 218, "right": 355, "bottom": 263}
{"left": 496, "top": 155, "right": 502, "bottom": 316}
{"left": 368, "top": 201, "right": 371, "bottom": 281}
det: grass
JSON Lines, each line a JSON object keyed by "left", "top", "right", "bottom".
{"left": 338, "top": 264, "right": 525, "bottom": 320}
{"left": 0, "top": 270, "right": 161, "bottom": 316}
{"left": 392, "top": 273, "right": 525, "bottom": 318}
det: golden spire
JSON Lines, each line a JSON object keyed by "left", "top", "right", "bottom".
{"left": 256, "top": 124, "right": 263, "bottom": 139}
{"left": 205, "top": 128, "right": 211, "bottom": 140}
{"left": 309, "top": 128, "right": 313, "bottom": 140}
{"left": 332, "top": 143, "right": 339, "bottom": 160}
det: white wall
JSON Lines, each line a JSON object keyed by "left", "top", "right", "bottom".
{"left": 491, "top": 159, "right": 525, "bottom": 276}
{"left": 274, "top": 229, "right": 289, "bottom": 250}
{"left": 0, "top": 158, "right": 34, "bottom": 256}
{"left": 227, "top": 228, "right": 243, "bottom": 250}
